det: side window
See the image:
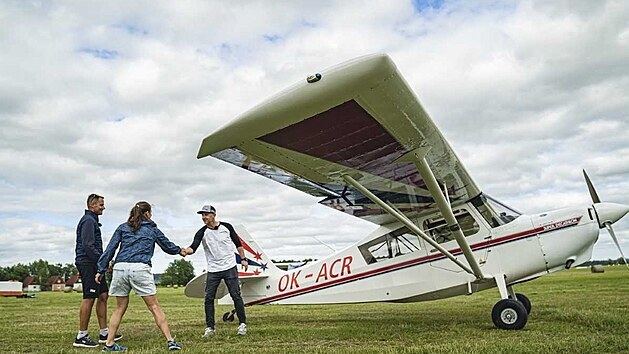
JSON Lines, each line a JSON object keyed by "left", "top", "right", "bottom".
{"left": 422, "top": 209, "right": 479, "bottom": 244}
{"left": 358, "top": 227, "right": 422, "bottom": 265}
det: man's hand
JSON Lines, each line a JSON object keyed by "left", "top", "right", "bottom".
{"left": 179, "top": 248, "right": 187, "bottom": 257}
{"left": 185, "top": 247, "right": 194, "bottom": 255}
{"left": 95, "top": 273, "right": 102, "bottom": 284}
{"left": 241, "top": 259, "right": 248, "bottom": 272}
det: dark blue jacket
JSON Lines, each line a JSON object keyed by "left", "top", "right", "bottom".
{"left": 75, "top": 210, "right": 103, "bottom": 264}
{"left": 97, "top": 220, "right": 181, "bottom": 273}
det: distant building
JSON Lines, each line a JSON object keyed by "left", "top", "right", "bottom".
{"left": 0, "top": 281, "right": 23, "bottom": 297}
{"left": 22, "top": 276, "right": 40, "bottom": 292}
{"left": 47, "top": 276, "right": 65, "bottom": 291}
{"left": 65, "top": 274, "right": 82, "bottom": 292}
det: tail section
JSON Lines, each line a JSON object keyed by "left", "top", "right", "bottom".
{"left": 234, "top": 225, "right": 283, "bottom": 277}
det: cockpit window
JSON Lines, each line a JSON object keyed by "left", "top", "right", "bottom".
{"left": 422, "top": 209, "right": 479, "bottom": 244}
{"left": 471, "top": 194, "right": 520, "bottom": 228}
{"left": 358, "top": 227, "right": 422, "bottom": 265}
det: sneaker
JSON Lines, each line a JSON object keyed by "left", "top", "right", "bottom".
{"left": 237, "top": 323, "right": 247, "bottom": 336}
{"left": 202, "top": 327, "right": 215, "bottom": 337}
{"left": 73, "top": 335, "right": 98, "bottom": 348}
{"left": 99, "top": 333, "right": 123, "bottom": 344}
{"left": 167, "top": 340, "right": 182, "bottom": 351}
{"left": 102, "top": 343, "right": 127, "bottom": 352}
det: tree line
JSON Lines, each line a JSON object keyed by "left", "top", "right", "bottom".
{"left": 579, "top": 257, "right": 628, "bottom": 267}
{"left": 0, "top": 259, "right": 78, "bottom": 284}
{"left": 0, "top": 258, "right": 196, "bottom": 287}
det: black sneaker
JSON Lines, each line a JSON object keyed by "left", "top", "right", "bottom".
{"left": 73, "top": 335, "right": 98, "bottom": 348}
{"left": 99, "top": 333, "right": 123, "bottom": 344}
{"left": 102, "top": 343, "right": 127, "bottom": 352}
{"left": 167, "top": 340, "right": 182, "bottom": 351}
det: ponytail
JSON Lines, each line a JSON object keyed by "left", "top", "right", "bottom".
{"left": 127, "top": 201, "right": 151, "bottom": 233}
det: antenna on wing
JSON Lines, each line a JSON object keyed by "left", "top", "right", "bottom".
{"left": 312, "top": 236, "right": 336, "bottom": 253}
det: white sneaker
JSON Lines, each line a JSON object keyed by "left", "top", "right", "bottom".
{"left": 203, "top": 327, "right": 215, "bottom": 337}
{"left": 237, "top": 323, "right": 247, "bottom": 335}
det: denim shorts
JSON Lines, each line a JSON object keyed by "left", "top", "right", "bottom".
{"left": 109, "top": 262, "right": 156, "bottom": 297}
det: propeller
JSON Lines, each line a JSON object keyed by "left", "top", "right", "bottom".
{"left": 583, "top": 169, "right": 601, "bottom": 204}
{"left": 583, "top": 169, "right": 629, "bottom": 270}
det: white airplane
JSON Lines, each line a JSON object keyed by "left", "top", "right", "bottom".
{"left": 185, "top": 53, "right": 629, "bottom": 330}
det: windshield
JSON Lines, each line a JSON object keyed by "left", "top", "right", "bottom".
{"left": 471, "top": 194, "right": 521, "bottom": 228}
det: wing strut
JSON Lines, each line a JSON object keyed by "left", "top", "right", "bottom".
{"left": 396, "top": 147, "right": 485, "bottom": 280}
{"left": 342, "top": 174, "right": 476, "bottom": 276}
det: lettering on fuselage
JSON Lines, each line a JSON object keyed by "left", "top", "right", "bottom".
{"left": 277, "top": 255, "right": 353, "bottom": 293}
{"left": 542, "top": 217, "right": 581, "bottom": 232}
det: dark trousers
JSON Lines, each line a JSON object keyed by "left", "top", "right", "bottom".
{"left": 204, "top": 266, "right": 246, "bottom": 328}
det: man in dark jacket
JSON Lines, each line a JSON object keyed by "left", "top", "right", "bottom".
{"left": 73, "top": 193, "right": 121, "bottom": 348}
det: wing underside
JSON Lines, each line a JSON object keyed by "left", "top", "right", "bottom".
{"left": 199, "top": 54, "right": 480, "bottom": 225}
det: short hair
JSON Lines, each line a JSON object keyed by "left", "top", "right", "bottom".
{"left": 86, "top": 193, "right": 104, "bottom": 207}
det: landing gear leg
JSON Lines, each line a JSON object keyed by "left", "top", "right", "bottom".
{"left": 222, "top": 309, "right": 235, "bottom": 322}
{"left": 508, "top": 290, "right": 532, "bottom": 314}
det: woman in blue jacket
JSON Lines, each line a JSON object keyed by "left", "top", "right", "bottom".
{"left": 96, "top": 201, "right": 186, "bottom": 352}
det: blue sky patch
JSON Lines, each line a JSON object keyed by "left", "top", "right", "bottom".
{"left": 264, "top": 34, "right": 282, "bottom": 43}
{"left": 111, "top": 22, "right": 148, "bottom": 36}
{"left": 412, "top": 0, "right": 445, "bottom": 12}
{"left": 108, "top": 114, "right": 126, "bottom": 122}
{"left": 79, "top": 48, "right": 119, "bottom": 59}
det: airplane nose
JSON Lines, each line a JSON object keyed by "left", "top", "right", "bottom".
{"left": 593, "top": 202, "right": 629, "bottom": 228}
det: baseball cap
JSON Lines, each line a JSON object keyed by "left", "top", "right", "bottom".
{"left": 197, "top": 205, "right": 216, "bottom": 214}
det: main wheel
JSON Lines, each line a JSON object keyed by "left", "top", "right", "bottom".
{"left": 491, "top": 299, "right": 528, "bottom": 330}
{"left": 222, "top": 311, "right": 235, "bottom": 322}
{"left": 509, "top": 293, "right": 531, "bottom": 314}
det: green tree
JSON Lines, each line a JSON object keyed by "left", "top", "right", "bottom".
{"left": 48, "top": 263, "right": 63, "bottom": 276}
{"left": 62, "top": 263, "right": 78, "bottom": 276}
{"left": 160, "top": 259, "right": 195, "bottom": 286}
{"left": 7, "top": 263, "right": 30, "bottom": 281}
{"left": 29, "top": 259, "right": 50, "bottom": 286}
{"left": 0, "top": 267, "right": 8, "bottom": 281}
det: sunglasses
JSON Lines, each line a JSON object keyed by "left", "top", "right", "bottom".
{"left": 87, "top": 193, "right": 103, "bottom": 204}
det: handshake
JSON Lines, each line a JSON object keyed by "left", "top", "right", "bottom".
{"left": 178, "top": 247, "right": 194, "bottom": 257}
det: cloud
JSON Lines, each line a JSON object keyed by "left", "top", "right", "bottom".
{"left": 1, "top": 0, "right": 628, "bottom": 273}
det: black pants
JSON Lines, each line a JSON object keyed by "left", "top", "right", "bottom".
{"left": 204, "top": 266, "right": 246, "bottom": 328}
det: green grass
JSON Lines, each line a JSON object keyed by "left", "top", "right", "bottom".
{"left": 1, "top": 267, "right": 628, "bottom": 353}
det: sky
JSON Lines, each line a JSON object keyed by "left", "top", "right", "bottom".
{"left": 1, "top": 0, "right": 628, "bottom": 274}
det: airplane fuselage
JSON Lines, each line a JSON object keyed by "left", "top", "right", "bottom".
{"left": 234, "top": 203, "right": 599, "bottom": 306}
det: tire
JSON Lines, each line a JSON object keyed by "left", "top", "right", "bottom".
{"left": 492, "top": 299, "right": 528, "bottom": 330}
{"left": 509, "top": 293, "right": 531, "bottom": 314}
{"left": 222, "top": 312, "right": 233, "bottom": 322}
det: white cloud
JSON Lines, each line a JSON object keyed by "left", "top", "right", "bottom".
{"left": 1, "top": 0, "right": 628, "bottom": 274}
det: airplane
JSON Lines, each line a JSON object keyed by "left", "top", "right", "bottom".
{"left": 185, "top": 53, "right": 629, "bottom": 330}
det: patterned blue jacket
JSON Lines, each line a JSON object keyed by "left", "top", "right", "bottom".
{"left": 97, "top": 220, "right": 181, "bottom": 273}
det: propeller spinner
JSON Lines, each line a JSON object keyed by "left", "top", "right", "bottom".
{"left": 583, "top": 170, "right": 629, "bottom": 269}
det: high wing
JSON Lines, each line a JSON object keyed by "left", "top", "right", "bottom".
{"left": 198, "top": 53, "right": 481, "bottom": 226}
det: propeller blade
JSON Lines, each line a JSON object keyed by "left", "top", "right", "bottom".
{"left": 583, "top": 169, "right": 601, "bottom": 204}
{"left": 604, "top": 222, "right": 629, "bottom": 270}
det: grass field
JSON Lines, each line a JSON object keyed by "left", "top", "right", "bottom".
{"left": 1, "top": 267, "right": 628, "bottom": 354}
